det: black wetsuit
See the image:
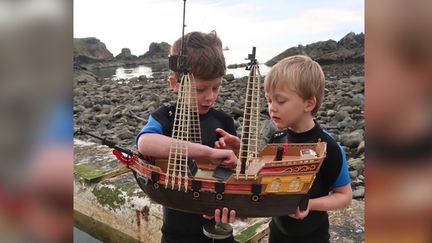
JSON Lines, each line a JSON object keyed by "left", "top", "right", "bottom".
{"left": 268, "top": 121, "right": 351, "bottom": 243}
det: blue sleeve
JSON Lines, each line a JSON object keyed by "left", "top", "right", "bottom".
{"left": 135, "top": 115, "right": 163, "bottom": 145}
{"left": 331, "top": 144, "right": 351, "bottom": 188}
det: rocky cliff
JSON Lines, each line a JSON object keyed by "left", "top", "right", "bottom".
{"left": 139, "top": 42, "right": 170, "bottom": 59}
{"left": 74, "top": 39, "right": 170, "bottom": 69}
{"left": 73, "top": 37, "right": 114, "bottom": 64}
{"left": 265, "top": 32, "right": 364, "bottom": 66}
{"left": 114, "top": 48, "right": 137, "bottom": 61}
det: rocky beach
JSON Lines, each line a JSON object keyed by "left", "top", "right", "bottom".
{"left": 74, "top": 32, "right": 365, "bottom": 242}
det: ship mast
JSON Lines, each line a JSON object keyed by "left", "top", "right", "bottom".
{"left": 165, "top": 0, "right": 201, "bottom": 191}
{"left": 236, "top": 47, "right": 261, "bottom": 178}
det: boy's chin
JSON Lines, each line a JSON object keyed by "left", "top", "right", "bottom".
{"left": 198, "top": 106, "right": 211, "bottom": 114}
{"left": 272, "top": 120, "right": 286, "bottom": 130}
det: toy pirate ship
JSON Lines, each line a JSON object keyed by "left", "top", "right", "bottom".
{"left": 121, "top": 44, "right": 326, "bottom": 217}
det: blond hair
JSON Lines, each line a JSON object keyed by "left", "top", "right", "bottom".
{"left": 264, "top": 55, "right": 325, "bottom": 115}
{"left": 170, "top": 31, "right": 226, "bottom": 80}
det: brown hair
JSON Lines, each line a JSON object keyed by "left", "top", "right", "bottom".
{"left": 264, "top": 55, "right": 325, "bottom": 115}
{"left": 170, "top": 31, "right": 226, "bottom": 80}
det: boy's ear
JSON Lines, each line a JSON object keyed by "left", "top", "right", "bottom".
{"left": 168, "top": 74, "right": 179, "bottom": 92}
{"left": 304, "top": 96, "right": 317, "bottom": 113}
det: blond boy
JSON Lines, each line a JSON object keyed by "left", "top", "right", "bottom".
{"left": 264, "top": 55, "right": 352, "bottom": 243}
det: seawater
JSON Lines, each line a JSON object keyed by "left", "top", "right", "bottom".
{"left": 91, "top": 63, "right": 270, "bottom": 82}
{"left": 74, "top": 227, "right": 102, "bottom": 243}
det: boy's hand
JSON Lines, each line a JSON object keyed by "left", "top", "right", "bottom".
{"left": 203, "top": 207, "right": 236, "bottom": 224}
{"left": 289, "top": 205, "right": 310, "bottom": 220}
{"left": 215, "top": 128, "right": 240, "bottom": 155}
{"left": 211, "top": 149, "right": 237, "bottom": 169}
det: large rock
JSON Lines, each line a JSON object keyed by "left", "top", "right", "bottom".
{"left": 140, "top": 42, "right": 171, "bottom": 59}
{"left": 115, "top": 48, "right": 138, "bottom": 60}
{"left": 224, "top": 74, "right": 235, "bottom": 81}
{"left": 73, "top": 69, "right": 99, "bottom": 84}
{"left": 74, "top": 37, "right": 114, "bottom": 64}
{"left": 353, "top": 186, "right": 365, "bottom": 198}
{"left": 348, "top": 158, "right": 365, "bottom": 173}
{"left": 356, "top": 141, "right": 365, "bottom": 154}
{"left": 340, "top": 130, "right": 364, "bottom": 148}
{"left": 339, "top": 32, "right": 364, "bottom": 50}
{"left": 265, "top": 32, "right": 364, "bottom": 66}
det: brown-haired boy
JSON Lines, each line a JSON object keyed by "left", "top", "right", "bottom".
{"left": 136, "top": 31, "right": 238, "bottom": 243}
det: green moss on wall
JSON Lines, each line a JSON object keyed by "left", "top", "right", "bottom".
{"left": 74, "top": 164, "right": 104, "bottom": 180}
{"left": 92, "top": 186, "right": 126, "bottom": 210}
{"left": 234, "top": 220, "right": 268, "bottom": 243}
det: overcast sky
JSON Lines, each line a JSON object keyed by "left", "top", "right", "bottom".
{"left": 74, "top": 0, "right": 364, "bottom": 64}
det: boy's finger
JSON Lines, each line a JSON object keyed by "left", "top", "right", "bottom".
{"left": 216, "top": 128, "right": 229, "bottom": 137}
{"left": 203, "top": 214, "right": 214, "bottom": 220}
{"left": 218, "top": 138, "right": 226, "bottom": 147}
{"left": 295, "top": 207, "right": 301, "bottom": 217}
{"left": 291, "top": 207, "right": 305, "bottom": 220}
{"left": 221, "top": 160, "right": 236, "bottom": 169}
{"left": 214, "top": 208, "right": 221, "bottom": 223}
{"left": 229, "top": 210, "right": 236, "bottom": 223}
{"left": 215, "top": 141, "right": 221, "bottom": 148}
{"left": 221, "top": 207, "right": 229, "bottom": 223}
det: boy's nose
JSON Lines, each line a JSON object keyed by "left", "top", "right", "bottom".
{"left": 206, "top": 91, "right": 216, "bottom": 101}
{"left": 268, "top": 103, "right": 276, "bottom": 112}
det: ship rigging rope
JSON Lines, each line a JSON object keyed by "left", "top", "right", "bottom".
{"left": 166, "top": 73, "right": 199, "bottom": 191}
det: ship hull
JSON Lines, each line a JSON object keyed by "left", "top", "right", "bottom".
{"left": 134, "top": 172, "right": 309, "bottom": 217}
